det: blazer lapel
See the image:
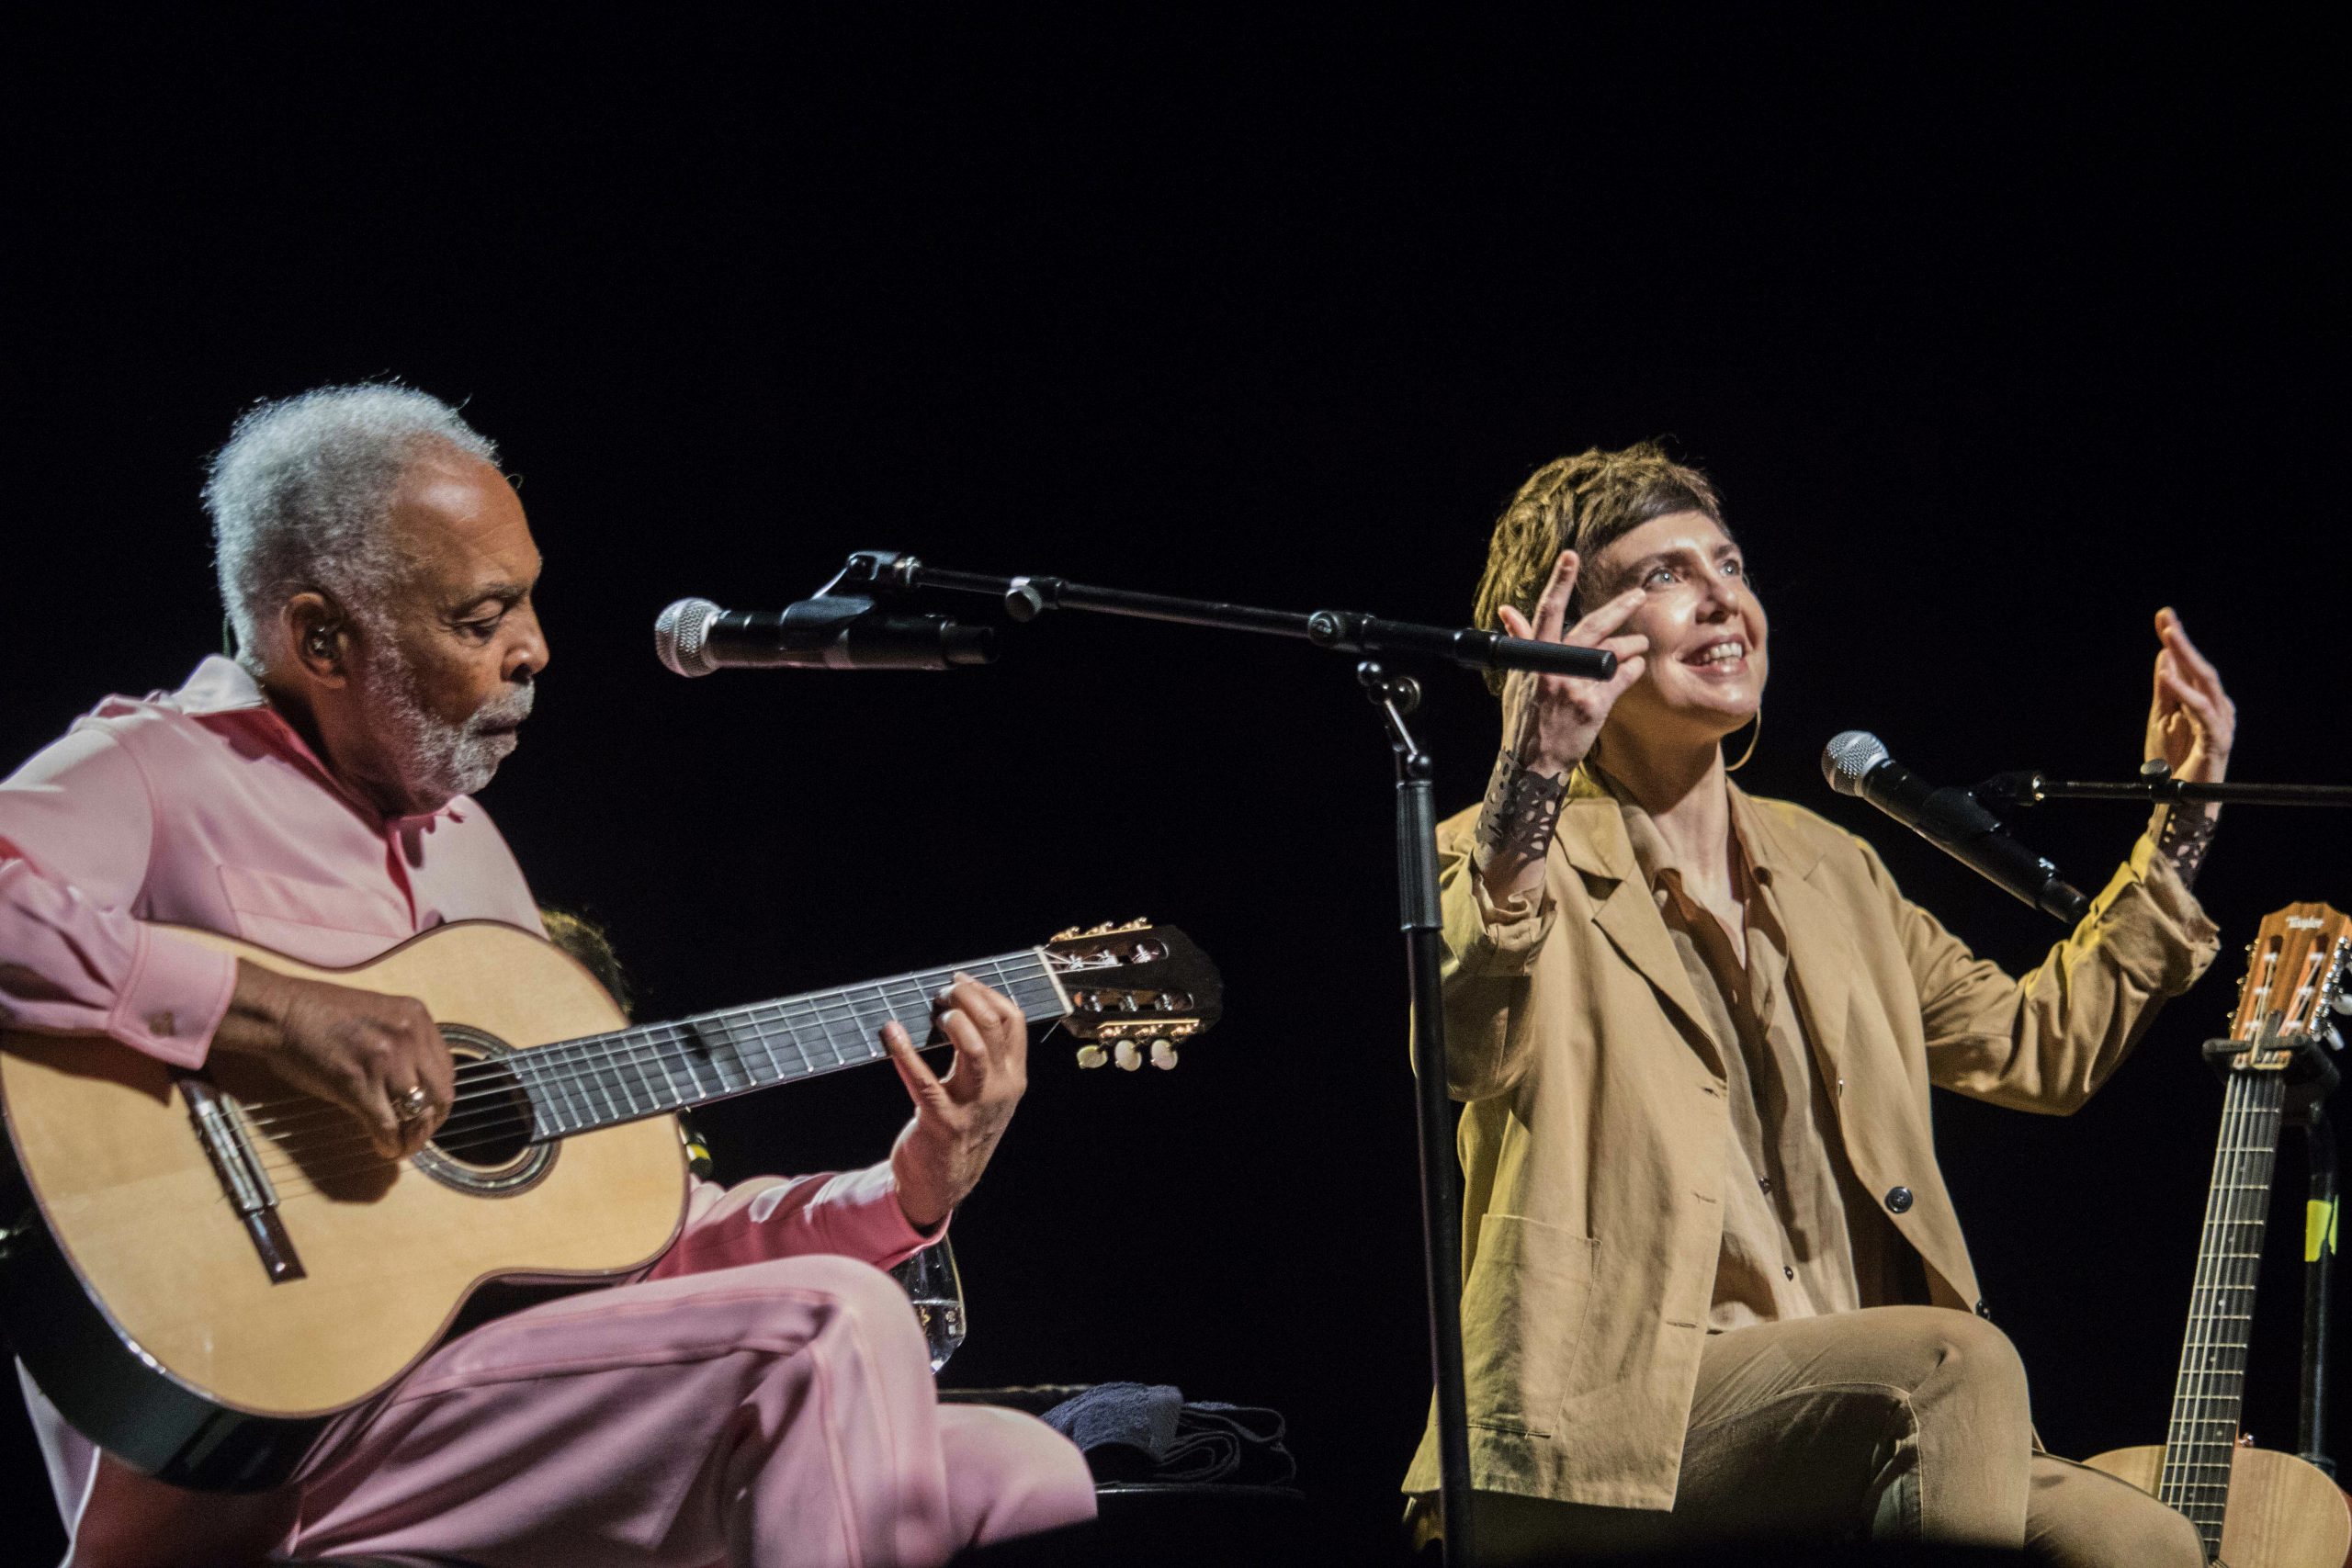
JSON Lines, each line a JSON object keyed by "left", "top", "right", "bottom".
{"left": 1767, "top": 865, "right": 1857, "bottom": 1087}
{"left": 1560, "top": 787, "right": 1728, "bottom": 1074}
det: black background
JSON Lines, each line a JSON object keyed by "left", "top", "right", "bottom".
{"left": 6, "top": 11, "right": 2347, "bottom": 1560}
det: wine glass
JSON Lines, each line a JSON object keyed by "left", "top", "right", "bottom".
{"left": 889, "top": 1236, "right": 967, "bottom": 1372}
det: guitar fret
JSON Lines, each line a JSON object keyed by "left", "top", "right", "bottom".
{"left": 709, "top": 1015, "right": 752, "bottom": 1093}
{"left": 773, "top": 1005, "right": 814, "bottom": 1077}
{"left": 588, "top": 1048, "right": 625, "bottom": 1123}
{"left": 644, "top": 1035, "right": 686, "bottom": 1109}
{"left": 517, "top": 1053, "right": 571, "bottom": 1138}
{"left": 729, "top": 1009, "right": 780, "bottom": 1087}
{"left": 610, "top": 1044, "right": 647, "bottom": 1119}
{"left": 524, "top": 948, "right": 1080, "bottom": 1132}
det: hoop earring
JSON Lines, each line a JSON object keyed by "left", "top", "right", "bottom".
{"left": 1724, "top": 709, "right": 1761, "bottom": 773}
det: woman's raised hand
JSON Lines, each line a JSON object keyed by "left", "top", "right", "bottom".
{"left": 1496, "top": 550, "right": 1650, "bottom": 776}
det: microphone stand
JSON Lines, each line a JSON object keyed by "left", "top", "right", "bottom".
{"left": 828, "top": 550, "right": 1616, "bottom": 1566}
{"left": 1977, "top": 759, "right": 2351, "bottom": 1478}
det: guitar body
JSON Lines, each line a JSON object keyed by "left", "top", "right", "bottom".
{"left": 2083, "top": 1444, "right": 2351, "bottom": 1568}
{"left": 0, "top": 921, "right": 688, "bottom": 1490}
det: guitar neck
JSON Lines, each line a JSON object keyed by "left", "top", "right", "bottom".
{"left": 2156, "top": 1064, "right": 2290, "bottom": 1551}
{"left": 514, "top": 949, "right": 1069, "bottom": 1137}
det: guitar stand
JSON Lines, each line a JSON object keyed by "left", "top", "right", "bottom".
{"left": 2291, "top": 1093, "right": 2338, "bottom": 1477}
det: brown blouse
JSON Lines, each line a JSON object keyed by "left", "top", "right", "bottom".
{"left": 1612, "top": 787, "right": 1906, "bottom": 1329}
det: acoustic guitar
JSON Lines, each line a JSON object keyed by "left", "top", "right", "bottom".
{"left": 0, "top": 917, "right": 1220, "bottom": 1492}
{"left": 2084, "top": 902, "right": 2351, "bottom": 1566}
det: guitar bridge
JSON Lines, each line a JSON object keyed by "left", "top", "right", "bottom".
{"left": 179, "top": 1076, "right": 305, "bottom": 1284}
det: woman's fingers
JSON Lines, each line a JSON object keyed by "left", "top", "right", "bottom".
{"left": 2164, "top": 624, "right": 2227, "bottom": 699}
{"left": 2161, "top": 669, "right": 2226, "bottom": 733}
{"left": 1498, "top": 604, "right": 1533, "bottom": 639}
{"left": 1531, "top": 551, "right": 1579, "bottom": 643}
{"left": 1567, "top": 585, "right": 1647, "bottom": 646}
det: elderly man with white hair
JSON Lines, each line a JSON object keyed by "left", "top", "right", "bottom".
{"left": 0, "top": 385, "right": 1096, "bottom": 1568}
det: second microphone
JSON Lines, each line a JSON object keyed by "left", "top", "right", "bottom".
{"left": 656, "top": 596, "right": 997, "bottom": 676}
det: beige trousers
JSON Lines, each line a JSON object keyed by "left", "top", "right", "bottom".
{"left": 1472, "top": 1306, "right": 2201, "bottom": 1567}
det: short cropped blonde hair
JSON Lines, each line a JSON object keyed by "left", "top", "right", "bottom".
{"left": 1470, "top": 442, "right": 1724, "bottom": 694}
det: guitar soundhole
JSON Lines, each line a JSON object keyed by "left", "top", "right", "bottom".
{"left": 413, "top": 1026, "right": 558, "bottom": 1197}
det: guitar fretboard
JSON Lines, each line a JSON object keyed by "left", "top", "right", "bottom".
{"left": 2155, "top": 1062, "right": 2288, "bottom": 1554}
{"left": 511, "top": 950, "right": 1067, "bottom": 1138}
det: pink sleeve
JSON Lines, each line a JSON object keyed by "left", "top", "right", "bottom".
{"left": 0, "top": 726, "right": 238, "bottom": 1067}
{"left": 644, "top": 1162, "right": 947, "bottom": 1280}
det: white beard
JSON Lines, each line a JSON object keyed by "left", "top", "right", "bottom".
{"left": 358, "top": 646, "right": 536, "bottom": 811}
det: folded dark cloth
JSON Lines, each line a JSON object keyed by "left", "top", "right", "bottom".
{"left": 1037, "top": 1382, "right": 1297, "bottom": 1486}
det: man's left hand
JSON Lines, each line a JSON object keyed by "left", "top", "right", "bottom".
{"left": 882, "top": 973, "right": 1031, "bottom": 1231}
{"left": 2144, "top": 606, "right": 2235, "bottom": 784}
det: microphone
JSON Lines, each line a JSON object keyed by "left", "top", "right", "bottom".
{"left": 655, "top": 596, "right": 996, "bottom": 676}
{"left": 1821, "top": 731, "right": 2091, "bottom": 922}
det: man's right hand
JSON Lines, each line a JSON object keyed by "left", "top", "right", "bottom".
{"left": 1476, "top": 549, "right": 1649, "bottom": 903}
{"left": 210, "top": 960, "right": 454, "bottom": 1158}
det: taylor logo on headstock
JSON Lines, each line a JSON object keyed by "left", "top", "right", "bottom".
{"left": 2222, "top": 900, "right": 2352, "bottom": 1064}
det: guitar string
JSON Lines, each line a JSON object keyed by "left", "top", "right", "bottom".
{"left": 2185, "top": 1069, "right": 2279, "bottom": 1533}
{"left": 2169, "top": 944, "right": 2318, "bottom": 1521}
{"left": 2166, "top": 1071, "right": 2238, "bottom": 1515}
{"left": 2162, "top": 1025, "right": 2252, "bottom": 1511}
{"left": 242, "top": 966, "right": 1076, "bottom": 1185}
{"left": 232, "top": 953, "right": 1066, "bottom": 1142}
{"left": 243, "top": 970, "right": 1067, "bottom": 1183}
{"left": 238, "top": 970, "right": 1068, "bottom": 1157}
{"left": 2159, "top": 1048, "right": 2284, "bottom": 1529}
{"left": 247, "top": 968, "right": 1088, "bottom": 1204}
{"left": 2163, "top": 947, "right": 2279, "bottom": 1513}
{"left": 250, "top": 997, "right": 1046, "bottom": 1188}
{"left": 243, "top": 986, "right": 1071, "bottom": 1190}
{"left": 232, "top": 952, "right": 1063, "bottom": 1131}
{"left": 2158, "top": 1062, "right": 2231, "bottom": 1509}
{"left": 2164, "top": 1057, "right": 2260, "bottom": 1515}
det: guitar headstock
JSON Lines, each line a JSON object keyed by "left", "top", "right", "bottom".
{"left": 1044, "top": 919, "right": 1223, "bottom": 1071}
{"left": 2224, "top": 901, "right": 2352, "bottom": 1065}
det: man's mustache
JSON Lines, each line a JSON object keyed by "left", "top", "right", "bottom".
{"left": 470, "top": 681, "right": 537, "bottom": 731}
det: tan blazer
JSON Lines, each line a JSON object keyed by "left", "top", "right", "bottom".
{"left": 1402, "top": 771, "right": 2217, "bottom": 1511}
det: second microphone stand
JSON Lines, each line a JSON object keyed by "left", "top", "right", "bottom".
{"left": 1979, "top": 760, "right": 2352, "bottom": 1475}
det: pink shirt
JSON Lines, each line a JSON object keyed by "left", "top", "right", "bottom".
{"left": 1, "top": 658, "right": 933, "bottom": 1543}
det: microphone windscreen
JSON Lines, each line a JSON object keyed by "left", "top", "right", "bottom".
{"left": 655, "top": 597, "right": 723, "bottom": 678}
{"left": 1822, "top": 730, "right": 1890, "bottom": 795}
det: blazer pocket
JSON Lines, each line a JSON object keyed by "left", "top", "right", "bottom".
{"left": 218, "top": 864, "right": 412, "bottom": 968}
{"left": 1460, "top": 1212, "right": 1597, "bottom": 1438}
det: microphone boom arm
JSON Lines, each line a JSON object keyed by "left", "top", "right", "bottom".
{"left": 1978, "top": 770, "right": 2352, "bottom": 810}
{"left": 835, "top": 549, "right": 1616, "bottom": 681}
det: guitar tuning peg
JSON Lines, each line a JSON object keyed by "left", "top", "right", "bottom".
{"left": 1120, "top": 917, "right": 1150, "bottom": 932}
{"left": 1075, "top": 1043, "right": 1107, "bottom": 1069}
{"left": 1114, "top": 1040, "right": 1141, "bottom": 1071}
{"left": 1149, "top": 1039, "right": 1179, "bottom": 1070}
{"left": 1052, "top": 927, "right": 1081, "bottom": 942}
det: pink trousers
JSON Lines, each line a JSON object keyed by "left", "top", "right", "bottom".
{"left": 265, "top": 1255, "right": 1094, "bottom": 1568}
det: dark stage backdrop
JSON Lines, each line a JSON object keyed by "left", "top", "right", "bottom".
{"left": 6, "top": 12, "right": 2346, "bottom": 1560}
